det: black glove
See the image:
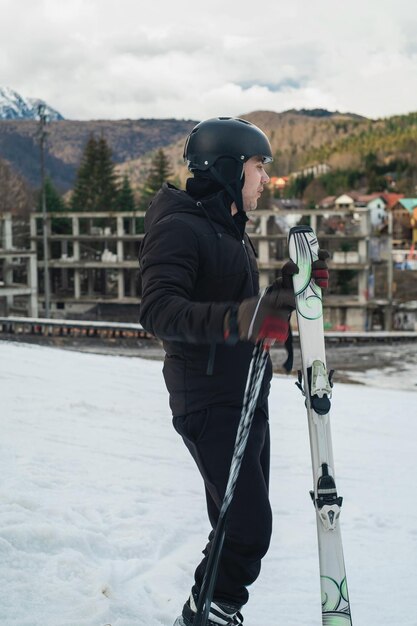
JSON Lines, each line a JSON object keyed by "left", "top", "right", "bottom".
{"left": 271, "top": 259, "right": 299, "bottom": 291}
{"left": 230, "top": 287, "right": 295, "bottom": 344}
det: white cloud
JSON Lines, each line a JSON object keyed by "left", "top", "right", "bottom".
{"left": 0, "top": 0, "right": 416, "bottom": 120}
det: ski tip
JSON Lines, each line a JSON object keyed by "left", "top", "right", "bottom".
{"left": 288, "top": 225, "right": 314, "bottom": 236}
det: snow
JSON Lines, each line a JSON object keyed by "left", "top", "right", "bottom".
{"left": 0, "top": 340, "right": 416, "bottom": 626}
{"left": 0, "top": 86, "right": 63, "bottom": 120}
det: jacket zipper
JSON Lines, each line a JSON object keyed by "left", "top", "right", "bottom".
{"left": 241, "top": 238, "right": 255, "bottom": 295}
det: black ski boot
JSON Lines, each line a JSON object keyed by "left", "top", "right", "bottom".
{"left": 173, "top": 587, "right": 243, "bottom": 626}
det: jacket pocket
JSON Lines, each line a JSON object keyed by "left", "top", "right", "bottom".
{"left": 173, "top": 408, "right": 210, "bottom": 444}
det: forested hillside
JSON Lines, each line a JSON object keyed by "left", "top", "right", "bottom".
{"left": 1, "top": 109, "right": 416, "bottom": 198}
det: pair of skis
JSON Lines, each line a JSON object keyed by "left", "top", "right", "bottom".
{"left": 290, "top": 226, "right": 352, "bottom": 625}
{"left": 191, "top": 226, "right": 352, "bottom": 626}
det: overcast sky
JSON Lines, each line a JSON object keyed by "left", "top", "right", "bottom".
{"left": 1, "top": 0, "right": 416, "bottom": 121}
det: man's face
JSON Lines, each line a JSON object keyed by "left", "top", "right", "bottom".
{"left": 241, "top": 156, "right": 270, "bottom": 212}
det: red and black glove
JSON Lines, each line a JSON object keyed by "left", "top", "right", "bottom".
{"left": 312, "top": 249, "right": 330, "bottom": 289}
{"left": 224, "top": 251, "right": 330, "bottom": 345}
{"left": 224, "top": 287, "right": 295, "bottom": 345}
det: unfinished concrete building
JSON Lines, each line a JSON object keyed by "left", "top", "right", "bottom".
{"left": 28, "top": 206, "right": 393, "bottom": 330}
{"left": 0, "top": 212, "right": 38, "bottom": 317}
{"left": 30, "top": 211, "right": 142, "bottom": 320}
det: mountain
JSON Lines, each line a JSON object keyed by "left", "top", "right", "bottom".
{"left": 242, "top": 110, "right": 417, "bottom": 179}
{"left": 283, "top": 108, "right": 367, "bottom": 120}
{"left": 0, "top": 106, "right": 416, "bottom": 195}
{"left": 0, "top": 118, "right": 196, "bottom": 190}
{"left": 0, "top": 87, "right": 64, "bottom": 121}
{"left": 106, "top": 109, "right": 377, "bottom": 192}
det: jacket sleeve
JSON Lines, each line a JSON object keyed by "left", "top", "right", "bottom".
{"left": 139, "top": 218, "right": 233, "bottom": 343}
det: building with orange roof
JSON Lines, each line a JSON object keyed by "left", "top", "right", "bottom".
{"left": 269, "top": 176, "right": 288, "bottom": 192}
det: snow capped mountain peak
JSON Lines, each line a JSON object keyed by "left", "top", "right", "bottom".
{"left": 0, "top": 86, "right": 64, "bottom": 120}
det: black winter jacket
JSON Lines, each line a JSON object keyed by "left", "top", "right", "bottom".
{"left": 139, "top": 182, "right": 272, "bottom": 416}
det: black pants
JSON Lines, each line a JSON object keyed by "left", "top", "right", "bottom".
{"left": 173, "top": 404, "right": 272, "bottom": 607}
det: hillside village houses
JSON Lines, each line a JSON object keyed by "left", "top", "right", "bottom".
{"left": 267, "top": 160, "right": 417, "bottom": 250}
{"left": 317, "top": 192, "right": 407, "bottom": 230}
{"left": 291, "top": 162, "right": 332, "bottom": 179}
{"left": 318, "top": 192, "right": 417, "bottom": 267}
{"left": 269, "top": 163, "right": 331, "bottom": 192}
{"left": 269, "top": 176, "right": 289, "bottom": 192}
{"left": 268, "top": 171, "right": 417, "bottom": 251}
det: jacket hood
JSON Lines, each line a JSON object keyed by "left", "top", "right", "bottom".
{"left": 144, "top": 182, "right": 239, "bottom": 237}
{"left": 144, "top": 184, "right": 194, "bottom": 231}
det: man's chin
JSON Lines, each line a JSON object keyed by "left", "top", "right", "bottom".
{"left": 242, "top": 198, "right": 258, "bottom": 212}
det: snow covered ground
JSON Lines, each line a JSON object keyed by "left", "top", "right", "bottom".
{"left": 0, "top": 341, "right": 416, "bottom": 626}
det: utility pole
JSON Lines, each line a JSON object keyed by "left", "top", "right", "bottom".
{"left": 386, "top": 211, "right": 394, "bottom": 331}
{"left": 38, "top": 104, "right": 51, "bottom": 318}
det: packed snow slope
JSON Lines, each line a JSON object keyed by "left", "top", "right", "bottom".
{"left": 0, "top": 341, "right": 416, "bottom": 626}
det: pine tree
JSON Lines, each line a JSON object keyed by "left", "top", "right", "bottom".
{"left": 38, "top": 177, "right": 66, "bottom": 213}
{"left": 95, "top": 136, "right": 118, "bottom": 211}
{"left": 70, "top": 134, "right": 98, "bottom": 211}
{"left": 117, "top": 174, "right": 136, "bottom": 211}
{"left": 139, "top": 148, "right": 173, "bottom": 210}
{"left": 70, "top": 134, "right": 118, "bottom": 212}
{"left": 38, "top": 177, "right": 70, "bottom": 234}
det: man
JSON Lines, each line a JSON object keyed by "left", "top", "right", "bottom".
{"left": 139, "top": 117, "right": 328, "bottom": 626}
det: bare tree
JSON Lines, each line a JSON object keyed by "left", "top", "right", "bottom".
{"left": 0, "top": 157, "right": 33, "bottom": 214}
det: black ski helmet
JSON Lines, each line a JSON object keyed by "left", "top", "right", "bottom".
{"left": 183, "top": 117, "right": 273, "bottom": 212}
{"left": 184, "top": 116, "right": 273, "bottom": 172}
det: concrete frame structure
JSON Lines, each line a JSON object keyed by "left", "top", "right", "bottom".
{"left": 28, "top": 207, "right": 391, "bottom": 330}
{"left": 0, "top": 212, "right": 38, "bottom": 316}
{"left": 252, "top": 206, "right": 391, "bottom": 331}
{"left": 30, "top": 211, "right": 143, "bottom": 316}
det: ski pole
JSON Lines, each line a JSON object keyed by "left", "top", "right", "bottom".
{"left": 194, "top": 340, "right": 271, "bottom": 626}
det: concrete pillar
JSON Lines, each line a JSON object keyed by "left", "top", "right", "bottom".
{"left": 72, "top": 217, "right": 80, "bottom": 260}
{"left": 29, "top": 216, "right": 39, "bottom": 315}
{"left": 117, "top": 216, "right": 125, "bottom": 300}
{"left": 116, "top": 217, "right": 124, "bottom": 261}
{"left": 29, "top": 215, "right": 37, "bottom": 251}
{"left": 72, "top": 217, "right": 81, "bottom": 299}
{"left": 358, "top": 209, "right": 370, "bottom": 305}
{"left": 259, "top": 271, "right": 270, "bottom": 290}
{"left": 3, "top": 216, "right": 14, "bottom": 310}
{"left": 4, "top": 214, "right": 13, "bottom": 249}
{"left": 61, "top": 240, "right": 69, "bottom": 291}
{"left": 28, "top": 253, "right": 39, "bottom": 317}
{"left": 74, "top": 270, "right": 81, "bottom": 299}
{"left": 260, "top": 215, "right": 268, "bottom": 236}
{"left": 385, "top": 212, "right": 394, "bottom": 331}
{"left": 118, "top": 269, "right": 125, "bottom": 300}
{"left": 258, "top": 215, "right": 270, "bottom": 265}
{"left": 4, "top": 260, "right": 13, "bottom": 288}
{"left": 130, "top": 270, "right": 137, "bottom": 297}
{"left": 310, "top": 213, "right": 317, "bottom": 235}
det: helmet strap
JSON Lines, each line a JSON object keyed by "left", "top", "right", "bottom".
{"left": 208, "top": 159, "right": 245, "bottom": 213}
